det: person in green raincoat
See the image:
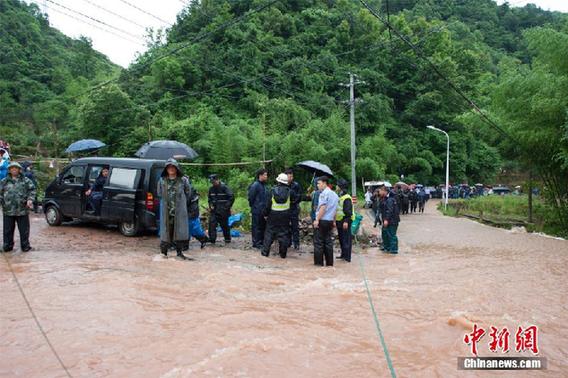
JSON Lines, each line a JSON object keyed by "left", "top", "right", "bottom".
{"left": 157, "top": 159, "right": 191, "bottom": 260}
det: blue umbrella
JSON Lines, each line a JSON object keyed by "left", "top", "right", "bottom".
{"left": 65, "top": 139, "right": 106, "bottom": 153}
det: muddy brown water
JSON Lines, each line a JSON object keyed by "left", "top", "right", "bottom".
{"left": 1, "top": 201, "right": 567, "bottom": 377}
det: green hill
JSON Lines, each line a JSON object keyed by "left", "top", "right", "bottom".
{"left": 92, "top": 0, "right": 563, "bottom": 186}
{"left": 2, "top": 0, "right": 567, "bottom": 199}
{"left": 0, "top": 0, "right": 120, "bottom": 156}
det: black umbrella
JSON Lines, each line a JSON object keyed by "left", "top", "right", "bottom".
{"left": 65, "top": 139, "right": 106, "bottom": 153}
{"left": 135, "top": 140, "right": 198, "bottom": 160}
{"left": 296, "top": 160, "right": 334, "bottom": 177}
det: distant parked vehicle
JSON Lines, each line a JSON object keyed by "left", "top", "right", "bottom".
{"left": 492, "top": 186, "right": 511, "bottom": 196}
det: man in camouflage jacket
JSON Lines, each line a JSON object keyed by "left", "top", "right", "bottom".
{"left": 0, "top": 162, "right": 36, "bottom": 252}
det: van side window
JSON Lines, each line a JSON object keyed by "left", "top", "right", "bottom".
{"left": 88, "top": 166, "right": 104, "bottom": 184}
{"left": 108, "top": 168, "right": 139, "bottom": 189}
{"left": 62, "top": 166, "right": 85, "bottom": 185}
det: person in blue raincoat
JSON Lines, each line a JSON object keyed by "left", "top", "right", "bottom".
{"left": 186, "top": 182, "right": 209, "bottom": 249}
{"left": 0, "top": 149, "right": 10, "bottom": 181}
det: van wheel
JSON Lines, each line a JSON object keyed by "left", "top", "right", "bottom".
{"left": 45, "top": 206, "right": 62, "bottom": 226}
{"left": 119, "top": 218, "right": 140, "bottom": 237}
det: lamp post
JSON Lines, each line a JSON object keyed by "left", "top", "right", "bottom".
{"left": 427, "top": 125, "right": 450, "bottom": 210}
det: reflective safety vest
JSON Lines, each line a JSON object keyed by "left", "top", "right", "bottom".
{"left": 271, "top": 194, "right": 290, "bottom": 211}
{"left": 336, "top": 193, "right": 355, "bottom": 221}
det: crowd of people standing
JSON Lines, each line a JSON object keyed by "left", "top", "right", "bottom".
{"left": 248, "top": 169, "right": 354, "bottom": 266}
{"left": 1, "top": 156, "right": 389, "bottom": 265}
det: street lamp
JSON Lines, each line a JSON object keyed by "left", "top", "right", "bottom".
{"left": 427, "top": 125, "right": 450, "bottom": 210}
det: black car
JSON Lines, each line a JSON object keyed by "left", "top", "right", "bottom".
{"left": 43, "top": 157, "right": 166, "bottom": 236}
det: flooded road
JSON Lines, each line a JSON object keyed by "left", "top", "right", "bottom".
{"left": 1, "top": 201, "right": 567, "bottom": 377}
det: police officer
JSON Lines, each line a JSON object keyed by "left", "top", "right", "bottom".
{"left": 248, "top": 168, "right": 269, "bottom": 249}
{"left": 285, "top": 168, "right": 302, "bottom": 250}
{"left": 313, "top": 176, "right": 338, "bottom": 267}
{"left": 208, "top": 174, "right": 234, "bottom": 244}
{"left": 335, "top": 179, "right": 354, "bottom": 262}
{"left": 0, "top": 162, "right": 36, "bottom": 252}
{"left": 409, "top": 186, "right": 418, "bottom": 213}
{"left": 379, "top": 185, "right": 400, "bottom": 254}
{"left": 262, "top": 173, "right": 291, "bottom": 259}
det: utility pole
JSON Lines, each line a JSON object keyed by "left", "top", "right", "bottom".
{"left": 341, "top": 73, "right": 365, "bottom": 200}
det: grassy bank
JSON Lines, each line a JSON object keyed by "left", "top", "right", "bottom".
{"left": 439, "top": 195, "right": 566, "bottom": 238}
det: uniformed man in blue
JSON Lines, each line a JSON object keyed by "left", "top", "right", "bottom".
{"left": 261, "top": 173, "right": 291, "bottom": 259}
{"left": 248, "top": 168, "right": 269, "bottom": 249}
{"left": 208, "top": 174, "right": 234, "bottom": 244}
{"left": 313, "top": 176, "right": 338, "bottom": 266}
{"left": 335, "top": 179, "right": 354, "bottom": 262}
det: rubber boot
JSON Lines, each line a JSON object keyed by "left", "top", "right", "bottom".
{"left": 198, "top": 236, "right": 208, "bottom": 249}
{"left": 175, "top": 243, "right": 193, "bottom": 260}
{"left": 160, "top": 242, "right": 168, "bottom": 257}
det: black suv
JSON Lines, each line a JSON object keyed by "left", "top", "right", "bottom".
{"left": 43, "top": 158, "right": 166, "bottom": 236}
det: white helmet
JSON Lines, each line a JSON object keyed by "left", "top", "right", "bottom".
{"left": 276, "top": 173, "right": 289, "bottom": 185}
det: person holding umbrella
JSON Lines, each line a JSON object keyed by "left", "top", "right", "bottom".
{"left": 0, "top": 162, "right": 36, "bottom": 252}
{"left": 157, "top": 159, "right": 191, "bottom": 260}
{"left": 208, "top": 174, "right": 234, "bottom": 245}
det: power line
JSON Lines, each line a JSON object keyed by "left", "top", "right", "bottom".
{"left": 357, "top": 0, "right": 514, "bottom": 140}
{"left": 38, "top": 1, "right": 145, "bottom": 46}
{"left": 117, "top": 0, "right": 172, "bottom": 26}
{"left": 81, "top": 8, "right": 444, "bottom": 118}
{"left": 79, "top": 0, "right": 280, "bottom": 97}
{"left": 78, "top": 0, "right": 148, "bottom": 30}
{"left": 87, "top": 69, "right": 279, "bottom": 118}
{"left": 2, "top": 254, "right": 72, "bottom": 377}
{"left": 45, "top": 0, "right": 145, "bottom": 42}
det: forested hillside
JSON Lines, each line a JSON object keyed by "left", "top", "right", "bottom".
{"left": 0, "top": 0, "right": 119, "bottom": 156}
{"left": 2, "top": 0, "right": 567, "bottom": 194}
{"left": 111, "top": 0, "right": 566, "bottom": 186}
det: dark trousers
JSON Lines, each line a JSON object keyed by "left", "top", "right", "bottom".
{"left": 289, "top": 208, "right": 300, "bottom": 248}
{"left": 419, "top": 201, "right": 425, "bottom": 213}
{"left": 336, "top": 221, "right": 352, "bottom": 262}
{"left": 161, "top": 218, "right": 187, "bottom": 254}
{"left": 87, "top": 191, "right": 103, "bottom": 215}
{"left": 313, "top": 220, "right": 333, "bottom": 266}
{"left": 381, "top": 224, "right": 398, "bottom": 253}
{"left": 373, "top": 208, "right": 381, "bottom": 227}
{"left": 262, "top": 223, "right": 290, "bottom": 258}
{"left": 209, "top": 211, "right": 231, "bottom": 243}
{"left": 251, "top": 212, "right": 266, "bottom": 248}
{"left": 3, "top": 215, "right": 31, "bottom": 251}
{"left": 410, "top": 201, "right": 417, "bottom": 213}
